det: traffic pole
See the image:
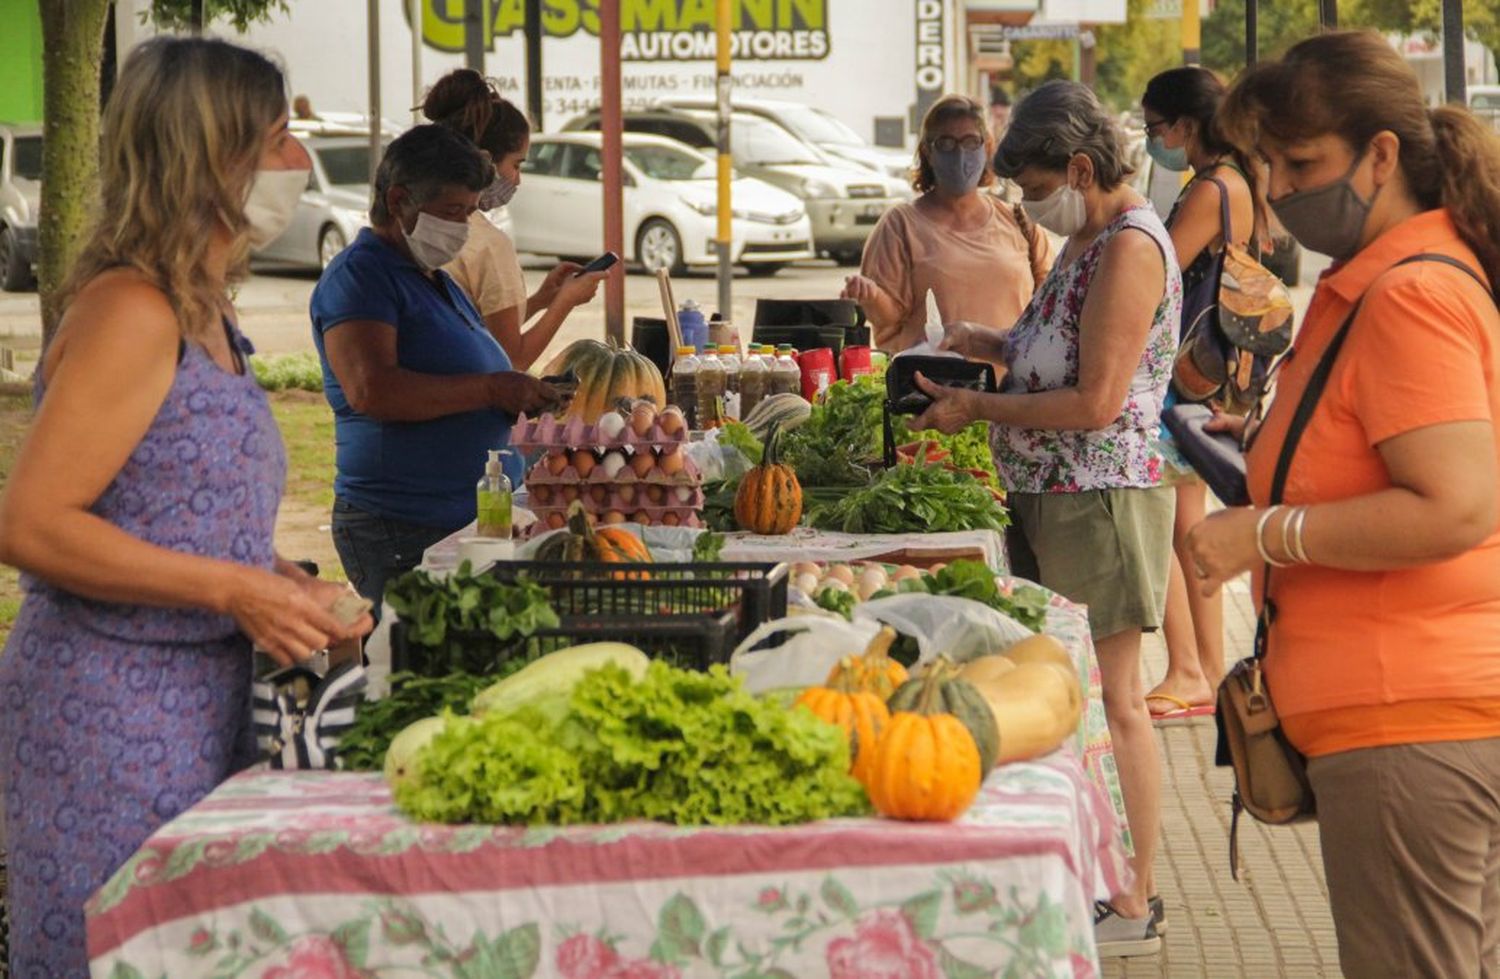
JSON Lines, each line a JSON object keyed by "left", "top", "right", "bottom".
{"left": 600, "top": 0, "right": 625, "bottom": 344}
{"left": 1182, "top": 0, "right": 1201, "bottom": 65}
{"left": 410, "top": 0, "right": 423, "bottom": 126}
{"left": 367, "top": 0, "right": 381, "bottom": 189}
{"left": 715, "top": 0, "right": 732, "bottom": 323}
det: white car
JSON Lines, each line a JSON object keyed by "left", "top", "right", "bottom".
{"left": 511, "top": 132, "right": 814, "bottom": 276}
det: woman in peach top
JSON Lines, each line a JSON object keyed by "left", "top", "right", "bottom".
{"left": 1189, "top": 32, "right": 1500, "bottom": 978}
{"left": 842, "top": 94, "right": 1051, "bottom": 354}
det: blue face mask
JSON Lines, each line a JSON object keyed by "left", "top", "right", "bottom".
{"left": 1147, "top": 134, "right": 1190, "bottom": 172}
{"left": 930, "top": 145, "right": 987, "bottom": 195}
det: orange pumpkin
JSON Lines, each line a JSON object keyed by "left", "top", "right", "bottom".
{"left": 537, "top": 502, "right": 653, "bottom": 577}
{"left": 862, "top": 710, "right": 982, "bottom": 822}
{"left": 824, "top": 627, "right": 908, "bottom": 699}
{"left": 795, "top": 684, "right": 890, "bottom": 783}
{"left": 733, "top": 423, "right": 802, "bottom": 535}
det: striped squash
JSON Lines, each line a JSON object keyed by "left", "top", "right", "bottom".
{"left": 542, "top": 339, "right": 667, "bottom": 423}
{"left": 733, "top": 423, "right": 802, "bottom": 535}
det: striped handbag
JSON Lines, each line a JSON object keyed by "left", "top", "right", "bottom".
{"left": 252, "top": 660, "right": 367, "bottom": 770}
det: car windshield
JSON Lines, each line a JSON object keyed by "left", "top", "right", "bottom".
{"left": 12, "top": 136, "right": 42, "bottom": 181}
{"left": 730, "top": 117, "right": 821, "bottom": 166}
{"left": 623, "top": 143, "right": 714, "bottom": 180}
{"left": 1472, "top": 92, "right": 1500, "bottom": 110}
{"left": 314, "top": 144, "right": 386, "bottom": 186}
{"left": 779, "top": 105, "right": 864, "bottom": 147}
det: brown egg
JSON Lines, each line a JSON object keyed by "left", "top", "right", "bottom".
{"left": 631, "top": 510, "right": 652, "bottom": 526}
{"left": 546, "top": 451, "right": 568, "bottom": 476}
{"left": 658, "top": 406, "right": 686, "bottom": 438}
{"left": 546, "top": 512, "right": 566, "bottom": 530}
{"left": 616, "top": 484, "right": 637, "bottom": 505}
{"left": 572, "top": 450, "right": 596, "bottom": 478}
{"left": 530, "top": 484, "right": 553, "bottom": 505}
{"left": 602, "top": 510, "right": 626, "bottom": 525}
{"left": 560, "top": 484, "right": 580, "bottom": 503}
{"left": 645, "top": 484, "right": 667, "bottom": 505}
{"left": 629, "top": 450, "right": 655, "bottom": 478}
{"left": 662, "top": 511, "right": 681, "bottom": 527}
{"left": 658, "top": 449, "right": 684, "bottom": 476}
{"left": 630, "top": 402, "right": 658, "bottom": 438}
{"left": 588, "top": 484, "right": 609, "bottom": 505}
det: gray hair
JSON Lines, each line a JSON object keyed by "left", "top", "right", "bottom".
{"left": 370, "top": 123, "right": 491, "bottom": 225}
{"left": 994, "top": 80, "right": 1134, "bottom": 189}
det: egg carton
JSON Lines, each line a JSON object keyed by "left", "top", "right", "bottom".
{"left": 527, "top": 483, "right": 705, "bottom": 511}
{"left": 525, "top": 451, "right": 701, "bottom": 487}
{"left": 512, "top": 412, "right": 689, "bottom": 453}
{"left": 527, "top": 505, "right": 703, "bottom": 536}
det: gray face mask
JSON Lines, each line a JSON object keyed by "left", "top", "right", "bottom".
{"left": 930, "top": 145, "right": 987, "bottom": 195}
{"left": 1268, "top": 148, "right": 1378, "bottom": 261}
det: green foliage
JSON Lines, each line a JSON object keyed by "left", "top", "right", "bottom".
{"left": 336, "top": 671, "right": 497, "bottom": 772}
{"left": 145, "top": 0, "right": 290, "bottom": 32}
{"left": 393, "top": 662, "right": 871, "bottom": 826}
{"left": 384, "top": 564, "right": 561, "bottom": 674}
{"left": 249, "top": 352, "right": 324, "bottom": 393}
{"left": 806, "top": 462, "right": 1008, "bottom": 536}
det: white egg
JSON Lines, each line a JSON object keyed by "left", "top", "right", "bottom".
{"left": 794, "top": 572, "right": 820, "bottom": 595}
{"left": 600, "top": 451, "right": 628, "bottom": 479}
{"left": 595, "top": 411, "right": 628, "bottom": 442}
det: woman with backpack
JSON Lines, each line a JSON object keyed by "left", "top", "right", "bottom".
{"left": 1138, "top": 67, "right": 1261, "bottom": 723}
{"left": 1189, "top": 31, "right": 1500, "bottom": 977}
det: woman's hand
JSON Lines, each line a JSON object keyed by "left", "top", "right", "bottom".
{"left": 841, "top": 274, "right": 885, "bottom": 306}
{"left": 552, "top": 268, "right": 608, "bottom": 312}
{"left": 535, "top": 261, "right": 584, "bottom": 309}
{"left": 909, "top": 372, "right": 977, "bottom": 434}
{"left": 939, "top": 320, "right": 981, "bottom": 358}
{"left": 1185, "top": 506, "right": 1262, "bottom": 596}
{"left": 226, "top": 567, "right": 353, "bottom": 668}
{"left": 490, "top": 372, "right": 570, "bottom": 416}
{"left": 1204, "top": 408, "right": 1249, "bottom": 443}
{"left": 296, "top": 576, "right": 375, "bottom": 637}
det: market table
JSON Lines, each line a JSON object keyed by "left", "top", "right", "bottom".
{"left": 86, "top": 751, "right": 1129, "bottom": 979}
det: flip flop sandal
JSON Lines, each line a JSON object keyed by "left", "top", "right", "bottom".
{"left": 1146, "top": 693, "right": 1216, "bottom": 727}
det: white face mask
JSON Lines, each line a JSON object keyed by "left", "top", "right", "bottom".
{"left": 403, "top": 210, "right": 471, "bottom": 271}
{"left": 1021, "top": 178, "right": 1088, "bottom": 238}
{"left": 244, "top": 169, "right": 308, "bottom": 248}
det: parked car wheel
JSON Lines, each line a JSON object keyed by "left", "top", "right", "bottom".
{"left": 0, "top": 227, "right": 35, "bottom": 292}
{"left": 830, "top": 248, "right": 862, "bottom": 267}
{"left": 318, "top": 225, "right": 348, "bottom": 273}
{"left": 744, "top": 262, "right": 786, "bottom": 277}
{"left": 637, "top": 219, "right": 685, "bottom": 276}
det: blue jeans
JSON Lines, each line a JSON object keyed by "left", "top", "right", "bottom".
{"left": 330, "top": 498, "right": 456, "bottom": 611}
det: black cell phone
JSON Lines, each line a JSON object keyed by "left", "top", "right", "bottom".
{"left": 885, "top": 355, "right": 997, "bottom": 415}
{"left": 576, "top": 251, "right": 620, "bottom": 276}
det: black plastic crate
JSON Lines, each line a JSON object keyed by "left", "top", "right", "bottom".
{"left": 478, "top": 561, "right": 788, "bottom": 647}
{"left": 390, "top": 609, "right": 740, "bottom": 677}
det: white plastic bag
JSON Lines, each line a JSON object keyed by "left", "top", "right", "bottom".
{"left": 729, "top": 616, "right": 881, "bottom": 694}
{"left": 853, "top": 595, "right": 1033, "bottom": 666}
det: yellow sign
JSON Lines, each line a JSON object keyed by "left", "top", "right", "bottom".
{"left": 420, "top": 0, "right": 831, "bottom": 60}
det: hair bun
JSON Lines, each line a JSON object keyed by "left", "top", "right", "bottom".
{"left": 422, "top": 68, "right": 492, "bottom": 123}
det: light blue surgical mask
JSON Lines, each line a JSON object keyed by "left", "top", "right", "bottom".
{"left": 1147, "top": 135, "right": 1190, "bottom": 172}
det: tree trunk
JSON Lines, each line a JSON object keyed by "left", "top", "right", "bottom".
{"left": 36, "top": 0, "right": 112, "bottom": 344}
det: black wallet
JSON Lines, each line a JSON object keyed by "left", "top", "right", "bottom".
{"left": 885, "top": 355, "right": 997, "bottom": 415}
{"left": 1162, "top": 403, "right": 1249, "bottom": 506}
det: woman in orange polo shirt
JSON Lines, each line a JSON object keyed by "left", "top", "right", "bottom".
{"left": 1187, "top": 32, "right": 1500, "bottom": 979}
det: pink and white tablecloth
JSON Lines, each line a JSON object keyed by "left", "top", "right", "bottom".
{"left": 87, "top": 752, "right": 1128, "bottom": 979}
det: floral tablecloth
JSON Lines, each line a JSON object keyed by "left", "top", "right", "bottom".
{"left": 87, "top": 752, "right": 1128, "bottom": 979}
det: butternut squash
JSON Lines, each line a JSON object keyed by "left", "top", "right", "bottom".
{"left": 959, "top": 661, "right": 1081, "bottom": 765}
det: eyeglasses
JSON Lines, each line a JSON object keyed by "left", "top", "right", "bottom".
{"left": 1143, "top": 118, "right": 1170, "bottom": 138}
{"left": 929, "top": 135, "right": 985, "bottom": 153}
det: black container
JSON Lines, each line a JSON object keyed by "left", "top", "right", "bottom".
{"left": 631, "top": 316, "right": 672, "bottom": 376}
{"left": 388, "top": 560, "right": 789, "bottom": 677}
{"left": 390, "top": 610, "right": 740, "bottom": 676}
{"left": 751, "top": 298, "right": 871, "bottom": 355}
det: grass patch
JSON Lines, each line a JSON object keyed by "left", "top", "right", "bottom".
{"left": 0, "top": 391, "right": 33, "bottom": 645}
{"left": 271, "top": 390, "right": 337, "bottom": 513}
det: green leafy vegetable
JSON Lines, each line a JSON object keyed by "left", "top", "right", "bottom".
{"left": 385, "top": 564, "right": 561, "bottom": 675}
{"left": 394, "top": 663, "right": 870, "bottom": 826}
{"left": 807, "top": 463, "right": 1009, "bottom": 535}
{"left": 814, "top": 587, "right": 858, "bottom": 620}
{"left": 923, "top": 560, "right": 1051, "bottom": 633}
{"left": 337, "top": 671, "right": 497, "bottom": 772}
{"left": 691, "top": 530, "right": 726, "bottom": 563}
{"left": 717, "top": 420, "right": 763, "bottom": 465}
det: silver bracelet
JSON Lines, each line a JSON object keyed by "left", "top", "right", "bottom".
{"left": 1256, "top": 505, "right": 1294, "bottom": 568}
{"left": 1289, "top": 506, "right": 1312, "bottom": 565}
{"left": 1280, "top": 505, "right": 1301, "bottom": 566}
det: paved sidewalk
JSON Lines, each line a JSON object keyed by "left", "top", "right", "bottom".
{"left": 1103, "top": 577, "right": 1343, "bottom": 979}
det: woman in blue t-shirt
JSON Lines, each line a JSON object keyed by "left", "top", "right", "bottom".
{"left": 310, "top": 125, "right": 568, "bottom": 607}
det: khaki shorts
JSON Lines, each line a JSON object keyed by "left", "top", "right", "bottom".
{"left": 1005, "top": 486, "right": 1174, "bottom": 640}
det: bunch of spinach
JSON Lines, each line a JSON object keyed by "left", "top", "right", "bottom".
{"left": 336, "top": 670, "right": 497, "bottom": 772}
{"left": 385, "top": 564, "right": 560, "bottom": 675}
{"left": 806, "top": 462, "right": 1009, "bottom": 535}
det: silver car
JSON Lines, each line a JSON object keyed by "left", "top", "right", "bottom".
{"left": 0, "top": 123, "right": 42, "bottom": 292}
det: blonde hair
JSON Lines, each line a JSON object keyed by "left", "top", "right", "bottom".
{"left": 61, "top": 37, "right": 286, "bottom": 339}
{"left": 1221, "top": 30, "right": 1500, "bottom": 285}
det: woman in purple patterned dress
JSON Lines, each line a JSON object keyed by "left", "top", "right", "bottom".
{"left": 911, "top": 81, "right": 1181, "bottom": 960}
{"left": 0, "top": 38, "right": 371, "bottom": 978}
